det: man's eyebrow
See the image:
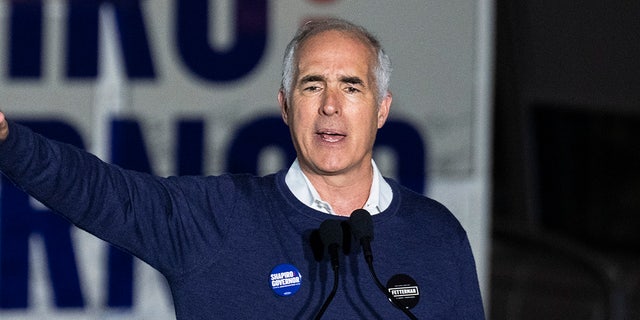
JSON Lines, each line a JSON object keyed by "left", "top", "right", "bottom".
{"left": 299, "top": 74, "right": 325, "bottom": 84}
{"left": 298, "top": 75, "right": 365, "bottom": 86}
{"left": 340, "top": 76, "right": 365, "bottom": 86}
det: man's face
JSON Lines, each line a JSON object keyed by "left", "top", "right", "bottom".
{"left": 278, "top": 30, "right": 391, "bottom": 178}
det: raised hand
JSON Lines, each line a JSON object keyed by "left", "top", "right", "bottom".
{"left": 0, "top": 111, "right": 8, "bottom": 141}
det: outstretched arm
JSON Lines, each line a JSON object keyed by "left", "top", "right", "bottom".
{"left": 0, "top": 112, "right": 168, "bottom": 260}
{"left": 0, "top": 111, "right": 229, "bottom": 275}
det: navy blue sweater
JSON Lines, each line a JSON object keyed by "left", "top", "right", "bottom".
{"left": 0, "top": 122, "right": 484, "bottom": 319}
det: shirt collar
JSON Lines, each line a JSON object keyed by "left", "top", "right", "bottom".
{"left": 284, "top": 158, "right": 392, "bottom": 215}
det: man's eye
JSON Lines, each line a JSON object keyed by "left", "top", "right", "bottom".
{"left": 345, "top": 87, "right": 361, "bottom": 94}
{"left": 304, "top": 86, "right": 320, "bottom": 92}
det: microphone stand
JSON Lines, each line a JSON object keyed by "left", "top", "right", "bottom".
{"left": 314, "top": 251, "right": 339, "bottom": 320}
{"left": 350, "top": 209, "right": 418, "bottom": 320}
{"left": 314, "top": 220, "right": 343, "bottom": 320}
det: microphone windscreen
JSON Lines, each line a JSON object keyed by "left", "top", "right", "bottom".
{"left": 319, "top": 219, "right": 343, "bottom": 248}
{"left": 349, "top": 209, "right": 374, "bottom": 241}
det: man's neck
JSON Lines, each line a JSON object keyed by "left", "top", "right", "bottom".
{"left": 302, "top": 164, "right": 373, "bottom": 216}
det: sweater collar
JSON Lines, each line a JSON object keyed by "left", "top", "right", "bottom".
{"left": 284, "top": 158, "right": 392, "bottom": 215}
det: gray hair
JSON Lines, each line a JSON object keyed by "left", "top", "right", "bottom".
{"left": 280, "top": 18, "right": 392, "bottom": 104}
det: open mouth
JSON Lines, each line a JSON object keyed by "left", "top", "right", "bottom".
{"left": 317, "top": 131, "right": 346, "bottom": 142}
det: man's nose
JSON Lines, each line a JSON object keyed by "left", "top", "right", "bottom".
{"left": 320, "top": 88, "right": 341, "bottom": 116}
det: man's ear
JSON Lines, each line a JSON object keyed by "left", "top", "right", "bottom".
{"left": 278, "top": 89, "right": 289, "bottom": 125}
{"left": 377, "top": 91, "right": 392, "bottom": 129}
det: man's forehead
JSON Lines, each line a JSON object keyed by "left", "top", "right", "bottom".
{"left": 301, "top": 27, "right": 374, "bottom": 46}
{"left": 296, "top": 34, "right": 374, "bottom": 69}
{"left": 297, "top": 29, "right": 375, "bottom": 55}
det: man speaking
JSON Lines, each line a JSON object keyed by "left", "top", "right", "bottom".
{"left": 0, "top": 18, "right": 484, "bottom": 319}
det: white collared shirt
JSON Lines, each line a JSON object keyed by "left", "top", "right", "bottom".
{"left": 284, "top": 159, "right": 392, "bottom": 215}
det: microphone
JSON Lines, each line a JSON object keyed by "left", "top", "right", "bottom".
{"left": 349, "top": 209, "right": 374, "bottom": 264}
{"left": 349, "top": 209, "right": 418, "bottom": 320}
{"left": 319, "top": 219, "right": 342, "bottom": 271}
{"left": 314, "top": 219, "right": 343, "bottom": 320}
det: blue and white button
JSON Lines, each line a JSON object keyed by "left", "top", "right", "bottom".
{"left": 269, "top": 263, "right": 302, "bottom": 297}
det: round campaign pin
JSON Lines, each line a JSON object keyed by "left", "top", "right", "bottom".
{"left": 269, "top": 263, "right": 303, "bottom": 297}
{"left": 386, "top": 274, "right": 420, "bottom": 309}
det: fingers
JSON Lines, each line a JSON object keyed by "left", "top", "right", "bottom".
{"left": 0, "top": 111, "right": 9, "bottom": 141}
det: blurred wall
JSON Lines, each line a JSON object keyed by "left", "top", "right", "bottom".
{"left": 493, "top": 1, "right": 640, "bottom": 319}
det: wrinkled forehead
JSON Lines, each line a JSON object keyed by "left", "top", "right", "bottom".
{"left": 295, "top": 30, "right": 377, "bottom": 72}
{"left": 299, "top": 29, "right": 376, "bottom": 54}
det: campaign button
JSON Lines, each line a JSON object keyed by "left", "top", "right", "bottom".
{"left": 269, "top": 263, "right": 302, "bottom": 297}
{"left": 387, "top": 273, "right": 420, "bottom": 309}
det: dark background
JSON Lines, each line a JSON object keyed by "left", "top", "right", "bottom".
{"left": 490, "top": 1, "right": 640, "bottom": 319}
